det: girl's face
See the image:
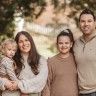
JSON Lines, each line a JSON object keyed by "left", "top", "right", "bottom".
{"left": 57, "top": 36, "right": 73, "bottom": 54}
{"left": 5, "top": 44, "right": 17, "bottom": 58}
{"left": 18, "top": 34, "right": 31, "bottom": 54}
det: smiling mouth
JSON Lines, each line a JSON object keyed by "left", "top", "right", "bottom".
{"left": 61, "top": 48, "right": 68, "bottom": 50}
{"left": 23, "top": 46, "right": 29, "bottom": 48}
{"left": 83, "top": 26, "right": 89, "bottom": 29}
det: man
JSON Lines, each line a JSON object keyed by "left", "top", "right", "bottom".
{"left": 74, "top": 9, "right": 96, "bottom": 96}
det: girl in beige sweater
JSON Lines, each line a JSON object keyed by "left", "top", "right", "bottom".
{"left": 42, "top": 29, "right": 78, "bottom": 96}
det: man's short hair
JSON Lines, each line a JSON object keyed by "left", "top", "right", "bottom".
{"left": 79, "top": 8, "right": 96, "bottom": 21}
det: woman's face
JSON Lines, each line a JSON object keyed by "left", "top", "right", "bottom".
{"left": 57, "top": 36, "right": 73, "bottom": 54}
{"left": 18, "top": 34, "right": 31, "bottom": 54}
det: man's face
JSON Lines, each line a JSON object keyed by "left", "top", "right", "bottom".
{"left": 79, "top": 14, "right": 96, "bottom": 36}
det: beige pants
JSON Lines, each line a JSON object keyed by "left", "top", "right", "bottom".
{"left": 0, "top": 90, "right": 40, "bottom": 96}
{"left": 29, "top": 93, "right": 41, "bottom": 96}
{"left": 2, "top": 90, "right": 20, "bottom": 96}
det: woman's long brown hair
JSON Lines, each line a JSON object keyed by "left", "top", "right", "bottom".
{"left": 13, "top": 31, "right": 40, "bottom": 76}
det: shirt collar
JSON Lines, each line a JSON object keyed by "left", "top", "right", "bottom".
{"left": 80, "top": 31, "right": 96, "bottom": 43}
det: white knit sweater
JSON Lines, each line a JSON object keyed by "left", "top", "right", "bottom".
{"left": 0, "top": 56, "right": 48, "bottom": 96}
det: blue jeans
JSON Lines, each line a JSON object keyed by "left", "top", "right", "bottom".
{"left": 80, "top": 92, "right": 96, "bottom": 96}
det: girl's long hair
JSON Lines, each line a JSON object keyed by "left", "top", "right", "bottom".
{"left": 13, "top": 31, "right": 40, "bottom": 76}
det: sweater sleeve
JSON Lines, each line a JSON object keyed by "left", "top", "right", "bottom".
{"left": 0, "top": 57, "right": 18, "bottom": 90}
{"left": 18, "top": 56, "right": 48, "bottom": 93}
{"left": 41, "top": 58, "right": 53, "bottom": 96}
{"left": 41, "top": 84, "right": 50, "bottom": 96}
{"left": 0, "top": 77, "right": 6, "bottom": 90}
{"left": 2, "top": 57, "right": 18, "bottom": 81}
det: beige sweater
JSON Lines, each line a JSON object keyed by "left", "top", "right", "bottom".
{"left": 41, "top": 53, "right": 78, "bottom": 96}
{"left": 73, "top": 32, "right": 96, "bottom": 94}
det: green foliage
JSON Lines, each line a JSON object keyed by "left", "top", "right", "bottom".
{"left": 52, "top": 0, "right": 59, "bottom": 8}
{"left": 0, "top": 0, "right": 96, "bottom": 41}
{"left": 70, "top": 0, "right": 96, "bottom": 10}
{"left": 0, "top": 0, "right": 46, "bottom": 40}
{"left": 0, "top": 0, "right": 15, "bottom": 40}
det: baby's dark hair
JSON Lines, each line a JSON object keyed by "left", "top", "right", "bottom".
{"left": 57, "top": 29, "right": 74, "bottom": 53}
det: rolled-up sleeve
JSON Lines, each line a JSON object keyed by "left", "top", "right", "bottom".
{"left": 18, "top": 56, "right": 48, "bottom": 93}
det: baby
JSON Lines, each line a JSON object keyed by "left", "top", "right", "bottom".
{"left": 0, "top": 39, "right": 28, "bottom": 96}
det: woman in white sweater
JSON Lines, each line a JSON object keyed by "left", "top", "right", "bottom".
{"left": 0, "top": 31, "right": 48, "bottom": 96}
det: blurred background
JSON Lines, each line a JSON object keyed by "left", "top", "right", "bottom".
{"left": 0, "top": 0, "right": 96, "bottom": 58}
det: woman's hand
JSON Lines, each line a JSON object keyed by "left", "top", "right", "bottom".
{"left": 11, "top": 81, "right": 18, "bottom": 90}
{"left": 2, "top": 78, "right": 18, "bottom": 91}
{"left": 2, "top": 78, "right": 13, "bottom": 90}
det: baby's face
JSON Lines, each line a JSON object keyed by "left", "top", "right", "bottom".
{"left": 5, "top": 44, "right": 17, "bottom": 59}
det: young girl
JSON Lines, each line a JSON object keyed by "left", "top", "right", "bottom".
{"left": 0, "top": 39, "right": 28, "bottom": 96}
{"left": 41, "top": 29, "right": 78, "bottom": 96}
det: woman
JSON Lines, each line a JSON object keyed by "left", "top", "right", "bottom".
{"left": 0, "top": 31, "right": 48, "bottom": 96}
{"left": 41, "top": 29, "right": 78, "bottom": 96}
